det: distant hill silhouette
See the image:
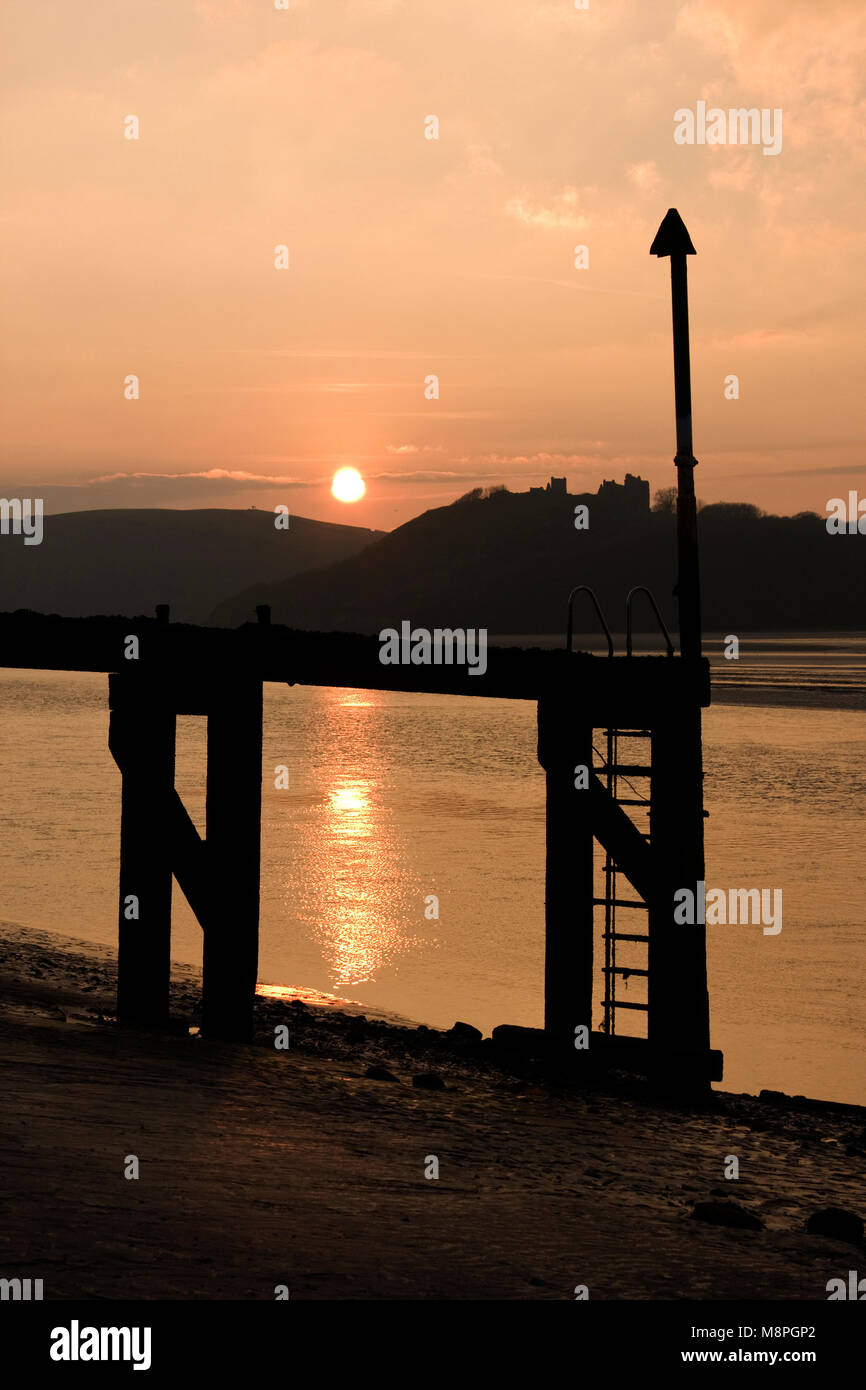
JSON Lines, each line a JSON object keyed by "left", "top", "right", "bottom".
{"left": 0, "top": 509, "right": 383, "bottom": 623}
{"left": 210, "top": 483, "right": 864, "bottom": 635}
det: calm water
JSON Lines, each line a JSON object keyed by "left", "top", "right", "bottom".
{"left": 1, "top": 636, "right": 864, "bottom": 1104}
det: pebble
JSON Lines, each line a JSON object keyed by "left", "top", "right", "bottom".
{"left": 805, "top": 1207, "right": 864, "bottom": 1244}
{"left": 691, "top": 1200, "right": 763, "bottom": 1231}
{"left": 412, "top": 1072, "right": 446, "bottom": 1091}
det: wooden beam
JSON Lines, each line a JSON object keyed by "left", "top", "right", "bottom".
{"left": 108, "top": 675, "right": 176, "bottom": 1027}
{"left": 0, "top": 613, "right": 711, "bottom": 715}
{"left": 201, "top": 678, "right": 263, "bottom": 1041}
{"left": 649, "top": 711, "right": 712, "bottom": 1077}
{"left": 168, "top": 790, "right": 212, "bottom": 928}
{"left": 491, "top": 1025, "right": 722, "bottom": 1081}
{"left": 538, "top": 700, "right": 594, "bottom": 1068}
{"left": 587, "top": 774, "right": 656, "bottom": 903}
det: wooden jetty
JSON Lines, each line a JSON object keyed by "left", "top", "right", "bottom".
{"left": 0, "top": 209, "right": 721, "bottom": 1088}
{"left": 0, "top": 607, "right": 719, "bottom": 1084}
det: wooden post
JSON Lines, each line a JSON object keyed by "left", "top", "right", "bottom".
{"left": 108, "top": 675, "right": 176, "bottom": 1027}
{"left": 201, "top": 677, "right": 263, "bottom": 1040}
{"left": 538, "top": 698, "right": 594, "bottom": 1069}
{"left": 649, "top": 708, "right": 710, "bottom": 1083}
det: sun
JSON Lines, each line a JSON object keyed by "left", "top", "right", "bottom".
{"left": 331, "top": 467, "right": 366, "bottom": 503}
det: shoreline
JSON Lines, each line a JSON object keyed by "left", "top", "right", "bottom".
{"left": 709, "top": 685, "right": 866, "bottom": 711}
{"left": 1, "top": 922, "right": 863, "bottom": 1300}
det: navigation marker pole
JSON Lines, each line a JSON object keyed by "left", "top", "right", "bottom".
{"left": 649, "top": 209, "right": 711, "bottom": 1086}
{"left": 650, "top": 208, "right": 701, "bottom": 660}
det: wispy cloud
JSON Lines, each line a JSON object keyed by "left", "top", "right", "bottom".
{"left": 505, "top": 186, "right": 591, "bottom": 230}
{"left": 90, "top": 468, "right": 317, "bottom": 486}
{"left": 627, "top": 161, "right": 661, "bottom": 192}
{"left": 385, "top": 443, "right": 445, "bottom": 455}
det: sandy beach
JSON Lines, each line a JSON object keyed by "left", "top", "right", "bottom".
{"left": 1, "top": 922, "right": 863, "bottom": 1301}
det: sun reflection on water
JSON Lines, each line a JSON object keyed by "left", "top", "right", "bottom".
{"left": 281, "top": 690, "right": 415, "bottom": 990}
{"left": 327, "top": 784, "right": 371, "bottom": 825}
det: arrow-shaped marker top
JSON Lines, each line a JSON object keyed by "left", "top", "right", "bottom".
{"left": 650, "top": 208, "right": 696, "bottom": 257}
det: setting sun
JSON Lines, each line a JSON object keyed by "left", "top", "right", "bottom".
{"left": 331, "top": 468, "right": 366, "bottom": 503}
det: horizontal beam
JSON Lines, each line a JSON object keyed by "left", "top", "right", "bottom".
{"left": 490, "top": 1025, "right": 723, "bottom": 1081}
{"left": 1, "top": 612, "right": 710, "bottom": 715}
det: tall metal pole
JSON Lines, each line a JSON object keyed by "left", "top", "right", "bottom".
{"left": 650, "top": 208, "right": 702, "bottom": 660}
{"left": 649, "top": 209, "right": 711, "bottom": 1085}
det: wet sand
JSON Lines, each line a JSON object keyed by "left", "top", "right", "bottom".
{"left": 0, "top": 922, "right": 863, "bottom": 1300}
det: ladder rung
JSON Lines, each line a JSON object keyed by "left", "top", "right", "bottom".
{"left": 602, "top": 966, "right": 649, "bottom": 977}
{"left": 603, "top": 932, "right": 648, "bottom": 942}
{"left": 602, "top": 1000, "right": 649, "bottom": 1011}
{"left": 614, "top": 798, "right": 651, "bottom": 807}
{"left": 602, "top": 729, "right": 651, "bottom": 737}
{"left": 593, "top": 897, "right": 647, "bottom": 909}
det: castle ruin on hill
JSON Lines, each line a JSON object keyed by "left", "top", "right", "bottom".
{"left": 529, "top": 473, "right": 650, "bottom": 517}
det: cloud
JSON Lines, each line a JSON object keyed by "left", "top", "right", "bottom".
{"left": 384, "top": 443, "right": 445, "bottom": 455}
{"left": 90, "top": 468, "right": 317, "bottom": 486}
{"left": 459, "top": 452, "right": 610, "bottom": 468}
{"left": 200, "top": 381, "right": 394, "bottom": 395}
{"left": 370, "top": 411, "right": 504, "bottom": 420}
{"left": 676, "top": 0, "right": 866, "bottom": 156}
{"left": 366, "top": 469, "right": 501, "bottom": 483}
{"left": 505, "top": 186, "right": 591, "bottom": 230}
{"left": 627, "top": 161, "right": 661, "bottom": 192}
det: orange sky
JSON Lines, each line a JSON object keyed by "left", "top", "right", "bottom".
{"left": 2, "top": 0, "right": 864, "bottom": 529}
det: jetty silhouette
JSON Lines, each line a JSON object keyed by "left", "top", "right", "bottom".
{"left": 0, "top": 211, "right": 720, "bottom": 1091}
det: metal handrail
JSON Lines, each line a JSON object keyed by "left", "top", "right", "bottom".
{"left": 566, "top": 585, "right": 614, "bottom": 657}
{"left": 625, "top": 586, "right": 674, "bottom": 658}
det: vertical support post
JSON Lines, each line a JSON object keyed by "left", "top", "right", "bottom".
{"left": 649, "top": 709, "right": 710, "bottom": 1085}
{"left": 109, "top": 674, "right": 176, "bottom": 1027}
{"left": 201, "top": 677, "right": 263, "bottom": 1041}
{"left": 538, "top": 698, "right": 594, "bottom": 1070}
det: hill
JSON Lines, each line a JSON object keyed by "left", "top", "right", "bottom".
{"left": 209, "top": 484, "right": 863, "bottom": 635}
{"left": 0, "top": 508, "right": 384, "bottom": 623}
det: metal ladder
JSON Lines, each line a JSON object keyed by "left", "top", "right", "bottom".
{"left": 595, "top": 728, "right": 652, "bottom": 1033}
{"left": 596, "top": 587, "right": 675, "bottom": 1031}
{"left": 565, "top": 584, "right": 674, "bottom": 1035}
